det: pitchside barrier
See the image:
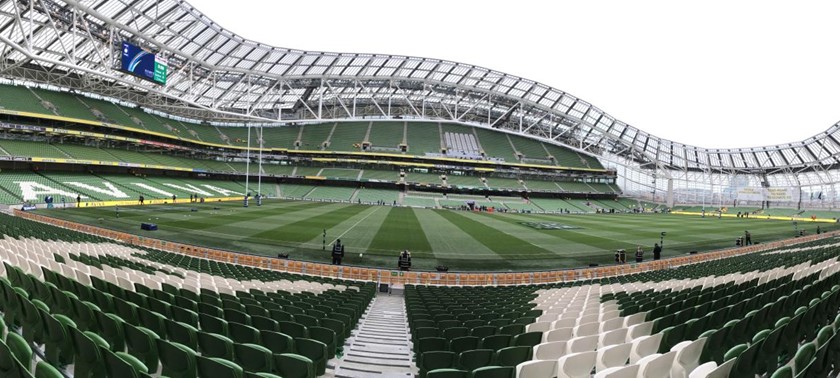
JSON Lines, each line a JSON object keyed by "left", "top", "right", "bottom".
{"left": 34, "top": 196, "right": 245, "bottom": 209}
{"left": 671, "top": 210, "right": 839, "bottom": 223}
{"left": 14, "top": 209, "right": 838, "bottom": 287}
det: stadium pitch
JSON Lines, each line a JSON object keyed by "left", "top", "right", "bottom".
{"left": 35, "top": 199, "right": 834, "bottom": 271}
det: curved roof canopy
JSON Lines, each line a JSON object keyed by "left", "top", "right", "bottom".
{"left": 0, "top": 0, "right": 838, "bottom": 175}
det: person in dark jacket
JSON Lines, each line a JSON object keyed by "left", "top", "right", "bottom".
{"left": 653, "top": 243, "right": 662, "bottom": 260}
{"left": 398, "top": 250, "right": 412, "bottom": 271}
{"left": 331, "top": 239, "right": 345, "bottom": 265}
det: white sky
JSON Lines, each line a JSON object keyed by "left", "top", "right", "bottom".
{"left": 191, "top": 0, "right": 840, "bottom": 149}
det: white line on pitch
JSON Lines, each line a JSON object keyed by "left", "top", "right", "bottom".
{"left": 328, "top": 206, "right": 384, "bottom": 245}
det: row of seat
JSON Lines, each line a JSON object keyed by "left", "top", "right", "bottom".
{"left": 518, "top": 240, "right": 840, "bottom": 377}
{"left": 406, "top": 234, "right": 840, "bottom": 377}
{"left": 0, "top": 213, "right": 377, "bottom": 377}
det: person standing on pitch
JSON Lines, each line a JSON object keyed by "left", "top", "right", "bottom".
{"left": 331, "top": 239, "right": 345, "bottom": 265}
{"left": 744, "top": 230, "right": 752, "bottom": 245}
{"left": 398, "top": 250, "right": 412, "bottom": 271}
{"left": 653, "top": 243, "right": 662, "bottom": 260}
{"left": 635, "top": 246, "right": 644, "bottom": 263}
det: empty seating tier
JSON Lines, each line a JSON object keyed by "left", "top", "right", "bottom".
{"left": 410, "top": 237, "right": 840, "bottom": 377}
{"left": 0, "top": 212, "right": 375, "bottom": 377}
{"left": 0, "top": 84, "right": 605, "bottom": 171}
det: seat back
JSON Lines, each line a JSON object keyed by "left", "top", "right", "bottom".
{"left": 596, "top": 342, "right": 632, "bottom": 372}
{"left": 494, "top": 346, "right": 531, "bottom": 367}
{"left": 557, "top": 350, "right": 596, "bottom": 378}
{"left": 638, "top": 350, "right": 676, "bottom": 378}
{"left": 671, "top": 338, "right": 707, "bottom": 378}
{"left": 534, "top": 341, "right": 566, "bottom": 360}
{"left": 629, "top": 333, "right": 663, "bottom": 363}
{"left": 516, "top": 360, "right": 556, "bottom": 378}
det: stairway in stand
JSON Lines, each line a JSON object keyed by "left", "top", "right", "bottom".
{"left": 333, "top": 292, "right": 414, "bottom": 377}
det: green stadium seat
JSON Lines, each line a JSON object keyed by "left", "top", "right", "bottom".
{"left": 469, "top": 366, "right": 514, "bottom": 378}
{"left": 198, "top": 331, "right": 235, "bottom": 360}
{"left": 137, "top": 308, "right": 166, "bottom": 339}
{"left": 40, "top": 310, "right": 74, "bottom": 366}
{"left": 308, "top": 326, "right": 337, "bottom": 359}
{"left": 443, "top": 327, "right": 469, "bottom": 340}
{"left": 470, "top": 326, "right": 496, "bottom": 338}
{"left": 277, "top": 321, "right": 308, "bottom": 339}
{"left": 4, "top": 332, "right": 30, "bottom": 373}
{"left": 294, "top": 338, "right": 328, "bottom": 375}
{"left": 498, "top": 324, "right": 524, "bottom": 336}
{"left": 770, "top": 365, "right": 793, "bottom": 378}
{"left": 124, "top": 324, "right": 159, "bottom": 373}
{"left": 450, "top": 337, "right": 479, "bottom": 354}
{"left": 103, "top": 348, "right": 150, "bottom": 378}
{"left": 34, "top": 361, "right": 63, "bottom": 378}
{"left": 114, "top": 298, "right": 140, "bottom": 326}
{"left": 157, "top": 339, "right": 198, "bottom": 378}
{"left": 0, "top": 337, "right": 31, "bottom": 378}
{"left": 95, "top": 310, "right": 126, "bottom": 352}
{"left": 428, "top": 368, "right": 469, "bottom": 378}
{"left": 18, "top": 296, "right": 46, "bottom": 346}
{"left": 730, "top": 339, "right": 763, "bottom": 377}
{"left": 319, "top": 318, "right": 346, "bottom": 346}
{"left": 793, "top": 342, "right": 817, "bottom": 375}
{"left": 166, "top": 319, "right": 199, "bottom": 350}
{"left": 233, "top": 343, "right": 274, "bottom": 374}
{"left": 511, "top": 332, "right": 541, "bottom": 347}
{"left": 494, "top": 346, "right": 531, "bottom": 367}
{"left": 197, "top": 355, "right": 244, "bottom": 378}
{"left": 70, "top": 327, "right": 109, "bottom": 377}
{"left": 273, "top": 353, "right": 315, "bottom": 378}
{"left": 419, "top": 351, "right": 456, "bottom": 378}
{"left": 251, "top": 315, "right": 280, "bottom": 332}
{"left": 172, "top": 306, "right": 200, "bottom": 328}
{"left": 200, "top": 313, "right": 229, "bottom": 336}
{"left": 456, "top": 349, "right": 493, "bottom": 371}
{"left": 229, "top": 322, "right": 261, "bottom": 344}
{"left": 260, "top": 330, "right": 295, "bottom": 355}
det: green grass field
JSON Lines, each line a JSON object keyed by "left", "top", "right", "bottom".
{"left": 34, "top": 199, "right": 836, "bottom": 271}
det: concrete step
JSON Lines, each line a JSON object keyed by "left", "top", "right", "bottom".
{"left": 333, "top": 292, "right": 416, "bottom": 377}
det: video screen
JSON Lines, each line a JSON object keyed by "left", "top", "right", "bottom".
{"left": 120, "top": 41, "right": 168, "bottom": 85}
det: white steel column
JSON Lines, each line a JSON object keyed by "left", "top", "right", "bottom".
{"left": 257, "top": 125, "right": 263, "bottom": 205}
{"left": 244, "top": 124, "right": 250, "bottom": 207}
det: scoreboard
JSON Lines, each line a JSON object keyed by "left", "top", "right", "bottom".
{"left": 120, "top": 41, "right": 168, "bottom": 85}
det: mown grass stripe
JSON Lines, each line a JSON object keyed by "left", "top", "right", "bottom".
{"left": 145, "top": 201, "right": 330, "bottom": 231}
{"left": 434, "top": 209, "right": 555, "bottom": 258}
{"left": 482, "top": 212, "right": 640, "bottom": 253}
{"left": 306, "top": 205, "right": 390, "bottom": 251}
{"left": 368, "top": 207, "right": 432, "bottom": 253}
{"left": 251, "top": 203, "right": 369, "bottom": 243}
{"left": 413, "top": 208, "right": 498, "bottom": 260}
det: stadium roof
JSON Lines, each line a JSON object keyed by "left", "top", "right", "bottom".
{"left": 1, "top": 0, "right": 839, "bottom": 176}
